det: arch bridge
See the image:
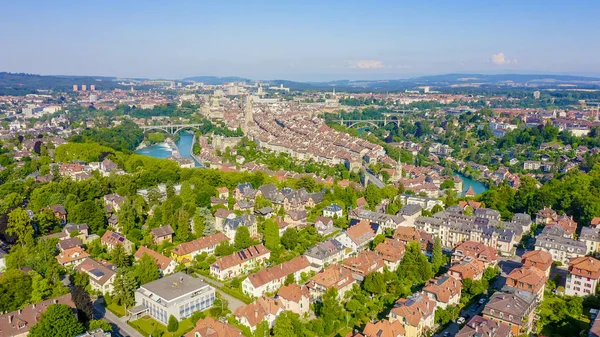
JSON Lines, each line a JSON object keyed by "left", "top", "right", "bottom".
{"left": 139, "top": 124, "right": 202, "bottom": 135}
{"left": 333, "top": 117, "right": 401, "bottom": 129}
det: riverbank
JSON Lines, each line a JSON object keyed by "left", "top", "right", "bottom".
{"left": 453, "top": 171, "right": 488, "bottom": 196}
{"left": 135, "top": 132, "right": 201, "bottom": 167}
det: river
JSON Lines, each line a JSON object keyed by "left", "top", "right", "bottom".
{"left": 135, "top": 131, "right": 200, "bottom": 167}
{"left": 453, "top": 172, "right": 488, "bottom": 196}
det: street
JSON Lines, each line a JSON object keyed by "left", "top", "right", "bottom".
{"left": 92, "top": 298, "right": 143, "bottom": 337}
{"left": 195, "top": 274, "right": 246, "bottom": 311}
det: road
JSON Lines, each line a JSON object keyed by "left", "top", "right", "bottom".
{"left": 93, "top": 298, "right": 143, "bottom": 337}
{"left": 434, "top": 254, "right": 522, "bottom": 337}
{"left": 195, "top": 274, "right": 246, "bottom": 312}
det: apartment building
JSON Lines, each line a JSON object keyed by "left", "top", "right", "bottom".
{"left": 565, "top": 256, "right": 600, "bottom": 297}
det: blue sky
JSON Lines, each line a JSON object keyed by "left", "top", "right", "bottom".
{"left": 1, "top": 1, "right": 599, "bottom": 81}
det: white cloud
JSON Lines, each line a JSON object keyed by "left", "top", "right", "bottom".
{"left": 491, "top": 52, "right": 518, "bottom": 65}
{"left": 348, "top": 60, "right": 386, "bottom": 69}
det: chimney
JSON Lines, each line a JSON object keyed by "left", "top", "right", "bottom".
{"left": 18, "top": 309, "right": 22, "bottom": 315}
{"left": 8, "top": 315, "right": 12, "bottom": 324}
{"left": 32, "top": 304, "right": 35, "bottom": 309}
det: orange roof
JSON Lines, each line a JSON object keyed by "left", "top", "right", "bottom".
{"left": 171, "top": 232, "right": 229, "bottom": 256}
{"left": 234, "top": 296, "right": 284, "bottom": 328}
{"left": 569, "top": 256, "right": 600, "bottom": 279}
{"left": 506, "top": 266, "right": 546, "bottom": 293}
{"left": 521, "top": 250, "right": 553, "bottom": 272}
{"left": 423, "top": 276, "right": 462, "bottom": 304}
{"left": 346, "top": 220, "right": 376, "bottom": 245}
{"left": 56, "top": 246, "right": 89, "bottom": 265}
{"left": 375, "top": 238, "right": 406, "bottom": 263}
{"left": 342, "top": 250, "right": 385, "bottom": 277}
{"left": 362, "top": 319, "right": 406, "bottom": 337}
{"left": 277, "top": 284, "right": 309, "bottom": 303}
{"left": 591, "top": 217, "right": 600, "bottom": 227}
{"left": 453, "top": 241, "right": 498, "bottom": 263}
{"left": 394, "top": 226, "right": 420, "bottom": 242}
{"left": 184, "top": 317, "right": 242, "bottom": 337}
{"left": 134, "top": 246, "right": 174, "bottom": 272}
{"left": 212, "top": 244, "right": 270, "bottom": 270}
{"left": 246, "top": 256, "right": 310, "bottom": 288}
{"left": 391, "top": 293, "right": 435, "bottom": 327}
{"left": 308, "top": 264, "right": 356, "bottom": 291}
{"left": 449, "top": 259, "right": 485, "bottom": 280}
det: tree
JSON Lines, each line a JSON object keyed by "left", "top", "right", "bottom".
{"left": 70, "top": 200, "right": 105, "bottom": 233}
{"left": 110, "top": 244, "right": 130, "bottom": 268}
{"left": 29, "top": 304, "right": 85, "bottom": 337}
{"left": 117, "top": 199, "right": 138, "bottom": 235}
{"left": 363, "top": 272, "right": 385, "bottom": 295}
{"left": 7, "top": 208, "right": 34, "bottom": 247}
{"left": 364, "top": 184, "right": 382, "bottom": 209}
{"left": 273, "top": 311, "right": 297, "bottom": 337}
{"left": 134, "top": 254, "right": 161, "bottom": 285}
{"left": 214, "top": 241, "right": 236, "bottom": 256}
{"left": 35, "top": 208, "right": 59, "bottom": 235}
{"left": 234, "top": 226, "right": 253, "bottom": 250}
{"left": 281, "top": 228, "right": 299, "bottom": 250}
{"left": 0, "top": 269, "right": 32, "bottom": 312}
{"left": 440, "top": 179, "right": 455, "bottom": 190}
{"left": 168, "top": 315, "right": 179, "bottom": 332}
{"left": 397, "top": 241, "right": 433, "bottom": 286}
{"left": 30, "top": 271, "right": 53, "bottom": 302}
{"left": 319, "top": 288, "right": 343, "bottom": 334}
{"left": 263, "top": 219, "right": 280, "bottom": 251}
{"left": 431, "top": 237, "right": 444, "bottom": 274}
{"left": 176, "top": 208, "right": 191, "bottom": 241}
{"left": 89, "top": 319, "right": 113, "bottom": 332}
{"left": 72, "top": 285, "right": 94, "bottom": 324}
{"left": 431, "top": 204, "right": 444, "bottom": 214}
{"left": 371, "top": 234, "right": 385, "bottom": 249}
{"left": 284, "top": 273, "right": 295, "bottom": 286}
{"left": 112, "top": 270, "right": 136, "bottom": 309}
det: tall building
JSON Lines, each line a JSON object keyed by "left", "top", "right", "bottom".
{"left": 81, "top": 85, "right": 87, "bottom": 91}
{"left": 533, "top": 91, "right": 541, "bottom": 99}
{"left": 90, "top": 84, "right": 96, "bottom": 91}
{"left": 73, "top": 85, "right": 78, "bottom": 92}
{"left": 242, "top": 95, "right": 253, "bottom": 134}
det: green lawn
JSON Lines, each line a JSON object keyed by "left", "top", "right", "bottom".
{"left": 129, "top": 316, "right": 194, "bottom": 337}
{"left": 107, "top": 303, "right": 126, "bottom": 317}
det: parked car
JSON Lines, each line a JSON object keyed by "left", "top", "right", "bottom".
{"left": 457, "top": 317, "right": 466, "bottom": 325}
{"left": 479, "top": 298, "right": 487, "bottom": 305}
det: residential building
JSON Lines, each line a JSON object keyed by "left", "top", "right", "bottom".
{"left": 75, "top": 258, "right": 117, "bottom": 294}
{"left": 314, "top": 216, "right": 336, "bottom": 236}
{"left": 242, "top": 256, "right": 311, "bottom": 297}
{"left": 565, "top": 256, "right": 600, "bottom": 296}
{"left": 234, "top": 296, "right": 284, "bottom": 331}
{"left": 448, "top": 258, "right": 486, "bottom": 281}
{"left": 47, "top": 204, "right": 68, "bottom": 223}
{"left": 422, "top": 275, "right": 462, "bottom": 309}
{"left": 452, "top": 240, "right": 499, "bottom": 265}
{"left": 134, "top": 246, "right": 178, "bottom": 275}
{"left": 348, "top": 208, "right": 405, "bottom": 231}
{"left": 0, "top": 294, "right": 76, "bottom": 337}
{"left": 504, "top": 266, "right": 547, "bottom": 300}
{"left": 101, "top": 230, "right": 134, "bottom": 254}
{"left": 389, "top": 292, "right": 436, "bottom": 337}
{"left": 481, "top": 292, "right": 537, "bottom": 336}
{"left": 580, "top": 226, "right": 600, "bottom": 255}
{"left": 75, "top": 328, "right": 112, "bottom": 337}
{"left": 276, "top": 284, "right": 310, "bottom": 316}
{"left": 57, "top": 237, "right": 83, "bottom": 251}
{"left": 56, "top": 246, "right": 90, "bottom": 267}
{"left": 210, "top": 244, "right": 271, "bottom": 280}
{"left": 399, "top": 194, "right": 444, "bottom": 211}
{"left": 214, "top": 209, "right": 236, "bottom": 231}
{"left": 151, "top": 225, "right": 174, "bottom": 244}
{"left": 171, "top": 232, "right": 230, "bottom": 264}
{"left": 304, "top": 239, "right": 347, "bottom": 267}
{"left": 521, "top": 250, "right": 553, "bottom": 277}
{"left": 307, "top": 264, "right": 357, "bottom": 301}
{"left": 336, "top": 220, "right": 380, "bottom": 251}
{"left": 456, "top": 316, "right": 511, "bottom": 337}
{"left": 534, "top": 225, "right": 586, "bottom": 265}
{"left": 323, "top": 203, "right": 343, "bottom": 218}
{"left": 132, "top": 272, "right": 216, "bottom": 324}
{"left": 375, "top": 238, "right": 406, "bottom": 271}
{"left": 398, "top": 204, "right": 422, "bottom": 227}
{"left": 354, "top": 319, "right": 407, "bottom": 337}
{"left": 184, "top": 317, "right": 243, "bottom": 337}
{"left": 342, "top": 250, "right": 385, "bottom": 278}
{"left": 223, "top": 215, "right": 257, "bottom": 240}
{"left": 590, "top": 315, "right": 600, "bottom": 337}
{"left": 535, "top": 207, "right": 558, "bottom": 225}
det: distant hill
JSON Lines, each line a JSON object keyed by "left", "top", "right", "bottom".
{"left": 411, "top": 73, "right": 600, "bottom": 84}
{"left": 0, "top": 72, "right": 123, "bottom": 95}
{"left": 182, "top": 76, "right": 251, "bottom": 85}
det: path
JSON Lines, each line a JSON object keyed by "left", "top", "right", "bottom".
{"left": 93, "top": 298, "right": 143, "bottom": 337}
{"left": 195, "top": 274, "right": 245, "bottom": 311}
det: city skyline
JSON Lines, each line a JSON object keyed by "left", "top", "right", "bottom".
{"left": 1, "top": 1, "right": 599, "bottom": 81}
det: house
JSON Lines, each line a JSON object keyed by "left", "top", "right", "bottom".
{"left": 171, "top": 233, "right": 230, "bottom": 264}
{"left": 151, "top": 225, "right": 174, "bottom": 244}
{"left": 452, "top": 240, "right": 499, "bottom": 265}
{"left": 448, "top": 258, "right": 486, "bottom": 281}
{"left": 456, "top": 316, "right": 511, "bottom": 337}
{"left": 337, "top": 220, "right": 380, "bottom": 251}
{"left": 0, "top": 294, "right": 76, "bottom": 337}
{"left": 234, "top": 296, "right": 284, "bottom": 331}
{"left": 57, "top": 237, "right": 84, "bottom": 251}
{"left": 348, "top": 208, "right": 405, "bottom": 231}
{"left": 398, "top": 204, "right": 422, "bottom": 227}
{"left": 481, "top": 292, "right": 537, "bottom": 336}
{"left": 285, "top": 210, "right": 308, "bottom": 224}
{"left": 389, "top": 292, "right": 436, "bottom": 337}
{"left": 314, "top": 216, "right": 336, "bottom": 236}
{"left": 216, "top": 187, "right": 230, "bottom": 199}
{"left": 223, "top": 215, "right": 257, "bottom": 240}
{"left": 304, "top": 239, "right": 347, "bottom": 267}
{"left": 75, "top": 258, "right": 117, "bottom": 294}
{"left": 276, "top": 284, "right": 310, "bottom": 316}
{"left": 565, "top": 256, "right": 600, "bottom": 297}
{"left": 64, "top": 223, "right": 90, "bottom": 238}
{"left": 215, "top": 209, "right": 236, "bottom": 231}
{"left": 422, "top": 275, "right": 462, "bottom": 309}
{"left": 534, "top": 225, "right": 586, "bottom": 265}
{"left": 134, "top": 246, "right": 178, "bottom": 275}
{"left": 535, "top": 207, "right": 558, "bottom": 225}
{"left": 132, "top": 272, "right": 216, "bottom": 323}
{"left": 375, "top": 238, "right": 406, "bottom": 271}
{"left": 242, "top": 256, "right": 311, "bottom": 297}
{"left": 234, "top": 183, "right": 257, "bottom": 200}
{"left": 307, "top": 264, "right": 357, "bottom": 301}
{"left": 234, "top": 200, "right": 254, "bottom": 211}
{"left": 76, "top": 328, "right": 112, "bottom": 337}
{"left": 103, "top": 193, "right": 125, "bottom": 213}
{"left": 581, "top": 226, "right": 600, "bottom": 255}
{"left": 101, "top": 230, "right": 134, "bottom": 254}
{"left": 394, "top": 226, "right": 434, "bottom": 253}
{"left": 590, "top": 315, "right": 600, "bottom": 337}
{"left": 504, "top": 266, "right": 547, "bottom": 300}
{"left": 282, "top": 188, "right": 323, "bottom": 211}
{"left": 350, "top": 319, "right": 406, "bottom": 337}
{"left": 521, "top": 250, "right": 553, "bottom": 277}
{"left": 184, "top": 317, "right": 243, "bottom": 337}
{"left": 259, "top": 184, "right": 285, "bottom": 205}
{"left": 342, "top": 250, "right": 385, "bottom": 278}
{"left": 47, "top": 204, "right": 67, "bottom": 223}
{"left": 210, "top": 244, "right": 271, "bottom": 280}
{"left": 547, "top": 214, "right": 577, "bottom": 238}
{"left": 56, "top": 247, "right": 90, "bottom": 267}
{"left": 323, "top": 204, "right": 343, "bottom": 218}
